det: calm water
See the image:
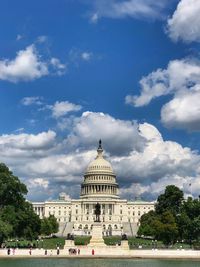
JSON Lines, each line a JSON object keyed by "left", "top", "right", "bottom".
{"left": 0, "top": 259, "right": 200, "bottom": 267}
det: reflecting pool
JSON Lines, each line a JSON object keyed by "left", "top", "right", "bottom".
{"left": 0, "top": 259, "right": 200, "bottom": 267}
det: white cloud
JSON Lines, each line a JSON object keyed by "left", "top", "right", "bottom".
{"left": 88, "top": 0, "right": 169, "bottom": 22}
{"left": 138, "top": 123, "right": 163, "bottom": 142}
{"left": 51, "top": 101, "right": 82, "bottom": 119}
{"left": 21, "top": 96, "right": 43, "bottom": 106}
{"left": 126, "top": 58, "right": 200, "bottom": 131}
{"left": 0, "top": 130, "right": 56, "bottom": 154}
{"left": 167, "top": 0, "right": 200, "bottom": 43}
{"left": 81, "top": 52, "right": 93, "bottom": 61}
{"left": 0, "top": 44, "right": 68, "bottom": 83}
{"left": 29, "top": 178, "right": 49, "bottom": 189}
{"left": 66, "top": 111, "right": 146, "bottom": 155}
{"left": 126, "top": 59, "right": 200, "bottom": 107}
{"left": 0, "top": 45, "right": 49, "bottom": 82}
{"left": 69, "top": 48, "right": 94, "bottom": 65}
{"left": 36, "top": 35, "right": 48, "bottom": 43}
{"left": 161, "top": 88, "right": 200, "bottom": 130}
{"left": 1, "top": 112, "right": 200, "bottom": 201}
{"left": 50, "top": 57, "right": 67, "bottom": 75}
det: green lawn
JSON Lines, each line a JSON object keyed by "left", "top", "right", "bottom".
{"left": 5, "top": 237, "right": 65, "bottom": 249}
{"left": 5, "top": 236, "right": 191, "bottom": 249}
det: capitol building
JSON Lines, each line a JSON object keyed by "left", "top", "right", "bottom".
{"left": 33, "top": 141, "right": 154, "bottom": 237}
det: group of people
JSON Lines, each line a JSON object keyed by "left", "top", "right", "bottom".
{"left": 6, "top": 247, "right": 60, "bottom": 256}
{"left": 68, "top": 248, "right": 95, "bottom": 255}
{"left": 68, "top": 248, "right": 80, "bottom": 255}
{"left": 6, "top": 246, "right": 96, "bottom": 256}
{"left": 7, "top": 248, "right": 15, "bottom": 255}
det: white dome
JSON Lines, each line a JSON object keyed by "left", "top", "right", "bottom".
{"left": 86, "top": 154, "right": 114, "bottom": 174}
{"left": 80, "top": 140, "right": 119, "bottom": 199}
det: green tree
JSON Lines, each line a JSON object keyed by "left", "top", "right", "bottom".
{"left": 156, "top": 211, "right": 178, "bottom": 246}
{"left": 0, "top": 163, "right": 41, "bottom": 244}
{"left": 48, "top": 215, "right": 59, "bottom": 233}
{"left": 155, "top": 185, "right": 184, "bottom": 215}
{"left": 40, "top": 215, "right": 59, "bottom": 236}
{"left": 0, "top": 219, "right": 13, "bottom": 245}
{"left": 0, "top": 164, "right": 27, "bottom": 208}
{"left": 177, "top": 198, "right": 200, "bottom": 242}
{"left": 138, "top": 210, "right": 157, "bottom": 237}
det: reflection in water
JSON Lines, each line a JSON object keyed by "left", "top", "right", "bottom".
{"left": 0, "top": 259, "right": 200, "bottom": 267}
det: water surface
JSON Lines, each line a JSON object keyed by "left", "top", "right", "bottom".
{"left": 0, "top": 259, "right": 200, "bottom": 267}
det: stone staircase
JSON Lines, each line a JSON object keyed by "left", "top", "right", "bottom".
{"left": 62, "top": 222, "right": 74, "bottom": 237}
{"left": 122, "top": 222, "right": 138, "bottom": 236}
{"left": 56, "top": 222, "right": 74, "bottom": 237}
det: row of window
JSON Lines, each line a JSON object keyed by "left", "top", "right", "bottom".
{"left": 48, "top": 206, "right": 71, "bottom": 210}
{"left": 88, "top": 165, "right": 111, "bottom": 170}
{"left": 85, "top": 176, "right": 114, "bottom": 181}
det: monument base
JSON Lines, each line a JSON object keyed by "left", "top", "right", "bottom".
{"left": 121, "top": 240, "right": 129, "bottom": 250}
{"left": 64, "top": 239, "right": 75, "bottom": 249}
{"left": 88, "top": 222, "right": 106, "bottom": 247}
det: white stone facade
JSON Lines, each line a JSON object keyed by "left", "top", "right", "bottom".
{"left": 32, "top": 142, "right": 154, "bottom": 236}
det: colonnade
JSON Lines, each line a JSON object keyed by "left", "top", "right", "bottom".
{"left": 81, "top": 184, "right": 118, "bottom": 195}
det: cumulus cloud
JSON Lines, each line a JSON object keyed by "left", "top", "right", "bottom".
{"left": 126, "top": 58, "right": 200, "bottom": 131}
{"left": 161, "top": 88, "right": 200, "bottom": 130}
{"left": 50, "top": 101, "right": 82, "bottom": 118}
{"left": 0, "top": 45, "right": 49, "bottom": 82}
{"left": 1, "top": 111, "right": 200, "bottom": 201}
{"left": 21, "top": 96, "right": 43, "bottom": 106}
{"left": 0, "top": 130, "right": 56, "bottom": 158}
{"left": 66, "top": 111, "right": 146, "bottom": 155}
{"left": 88, "top": 0, "right": 170, "bottom": 22}
{"left": 0, "top": 44, "right": 67, "bottom": 83}
{"left": 126, "top": 58, "right": 200, "bottom": 107}
{"left": 29, "top": 178, "right": 49, "bottom": 189}
{"left": 167, "top": 0, "right": 200, "bottom": 43}
{"left": 69, "top": 48, "right": 94, "bottom": 65}
{"left": 50, "top": 57, "right": 67, "bottom": 75}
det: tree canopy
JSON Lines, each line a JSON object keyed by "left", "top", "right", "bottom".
{"left": 40, "top": 215, "right": 59, "bottom": 236}
{"left": 0, "top": 163, "right": 41, "bottom": 243}
{"left": 155, "top": 185, "right": 184, "bottom": 215}
{"left": 138, "top": 185, "right": 200, "bottom": 246}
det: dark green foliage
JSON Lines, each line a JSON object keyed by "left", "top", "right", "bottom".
{"left": 156, "top": 211, "right": 178, "bottom": 246}
{"left": 40, "top": 215, "right": 59, "bottom": 236}
{"left": 155, "top": 185, "right": 184, "bottom": 215}
{"left": 137, "top": 211, "right": 157, "bottom": 237}
{"left": 0, "top": 163, "right": 41, "bottom": 243}
{"left": 0, "top": 219, "right": 13, "bottom": 244}
{"left": 74, "top": 236, "right": 91, "bottom": 245}
{"left": 0, "top": 163, "right": 27, "bottom": 208}
{"left": 138, "top": 185, "right": 200, "bottom": 246}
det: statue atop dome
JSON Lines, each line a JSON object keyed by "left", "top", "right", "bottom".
{"left": 97, "top": 139, "right": 103, "bottom": 157}
{"left": 98, "top": 139, "right": 102, "bottom": 149}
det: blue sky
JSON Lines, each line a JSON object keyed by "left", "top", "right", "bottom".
{"left": 0, "top": 0, "right": 200, "bottom": 201}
